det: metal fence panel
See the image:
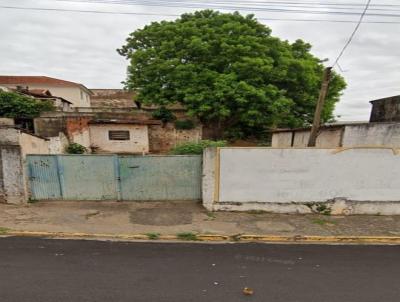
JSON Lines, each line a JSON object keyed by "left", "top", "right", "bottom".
{"left": 27, "top": 154, "right": 202, "bottom": 201}
{"left": 119, "top": 155, "right": 202, "bottom": 201}
{"left": 27, "top": 155, "right": 61, "bottom": 200}
{"left": 59, "top": 155, "right": 118, "bottom": 200}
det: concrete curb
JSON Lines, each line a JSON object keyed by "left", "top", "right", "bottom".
{"left": 2, "top": 230, "right": 400, "bottom": 245}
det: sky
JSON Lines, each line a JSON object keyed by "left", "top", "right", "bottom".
{"left": 0, "top": 0, "right": 399, "bottom": 121}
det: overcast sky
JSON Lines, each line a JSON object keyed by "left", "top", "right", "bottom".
{"left": 0, "top": 0, "right": 399, "bottom": 121}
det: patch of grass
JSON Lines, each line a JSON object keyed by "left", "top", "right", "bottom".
{"left": 205, "top": 212, "right": 216, "bottom": 220}
{"left": 0, "top": 227, "right": 9, "bottom": 235}
{"left": 169, "top": 140, "right": 227, "bottom": 155}
{"left": 177, "top": 232, "right": 198, "bottom": 241}
{"left": 312, "top": 218, "right": 336, "bottom": 226}
{"left": 28, "top": 197, "right": 38, "bottom": 204}
{"left": 145, "top": 232, "right": 160, "bottom": 240}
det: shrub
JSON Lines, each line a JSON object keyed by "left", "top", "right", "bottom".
{"left": 169, "top": 140, "right": 227, "bottom": 155}
{"left": 0, "top": 91, "right": 54, "bottom": 118}
{"left": 176, "top": 232, "right": 198, "bottom": 241}
{"left": 151, "top": 107, "right": 176, "bottom": 123}
{"left": 65, "top": 143, "right": 87, "bottom": 154}
{"left": 174, "top": 119, "right": 195, "bottom": 130}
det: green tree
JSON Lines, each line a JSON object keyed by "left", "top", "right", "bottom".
{"left": 118, "top": 10, "right": 346, "bottom": 139}
{"left": 0, "top": 91, "right": 54, "bottom": 118}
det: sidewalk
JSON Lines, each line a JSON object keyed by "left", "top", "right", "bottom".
{"left": 1, "top": 201, "right": 400, "bottom": 242}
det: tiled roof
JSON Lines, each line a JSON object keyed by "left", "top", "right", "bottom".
{"left": 89, "top": 119, "right": 162, "bottom": 125}
{"left": 0, "top": 76, "right": 92, "bottom": 94}
{"left": 29, "top": 89, "right": 52, "bottom": 96}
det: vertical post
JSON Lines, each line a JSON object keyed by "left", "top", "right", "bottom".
{"left": 113, "top": 155, "right": 122, "bottom": 201}
{"left": 308, "top": 67, "right": 332, "bottom": 147}
{"left": 55, "top": 155, "right": 65, "bottom": 199}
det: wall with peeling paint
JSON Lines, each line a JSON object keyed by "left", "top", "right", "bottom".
{"left": 203, "top": 147, "right": 400, "bottom": 215}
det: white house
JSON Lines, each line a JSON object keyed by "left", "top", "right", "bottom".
{"left": 0, "top": 75, "right": 92, "bottom": 107}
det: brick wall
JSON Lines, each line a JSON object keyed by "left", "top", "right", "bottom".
{"left": 148, "top": 123, "right": 202, "bottom": 153}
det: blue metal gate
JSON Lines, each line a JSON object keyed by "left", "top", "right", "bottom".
{"left": 27, "top": 154, "right": 202, "bottom": 201}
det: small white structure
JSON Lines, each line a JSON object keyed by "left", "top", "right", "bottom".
{"left": 89, "top": 119, "right": 162, "bottom": 154}
{"left": 271, "top": 122, "right": 400, "bottom": 148}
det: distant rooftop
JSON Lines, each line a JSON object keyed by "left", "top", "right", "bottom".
{"left": 370, "top": 95, "right": 400, "bottom": 104}
{"left": 0, "top": 76, "right": 92, "bottom": 94}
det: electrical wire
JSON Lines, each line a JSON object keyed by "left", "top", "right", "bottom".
{"left": 48, "top": 0, "right": 400, "bottom": 17}
{"left": 332, "top": 0, "right": 372, "bottom": 67}
{"left": 52, "top": 0, "right": 400, "bottom": 9}
{"left": 2, "top": 4, "right": 400, "bottom": 24}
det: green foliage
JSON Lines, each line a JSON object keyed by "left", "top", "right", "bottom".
{"left": 306, "top": 202, "right": 332, "bottom": 215}
{"left": 169, "top": 140, "right": 227, "bottom": 155}
{"left": 146, "top": 232, "right": 160, "bottom": 240}
{"left": 151, "top": 107, "right": 176, "bottom": 123}
{"left": 174, "top": 119, "right": 195, "bottom": 130}
{"left": 176, "top": 232, "right": 198, "bottom": 241}
{"left": 0, "top": 227, "right": 9, "bottom": 235}
{"left": 0, "top": 91, "right": 54, "bottom": 118}
{"left": 118, "top": 10, "right": 346, "bottom": 139}
{"left": 65, "top": 143, "right": 87, "bottom": 154}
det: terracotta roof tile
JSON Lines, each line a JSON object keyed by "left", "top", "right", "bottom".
{"left": 0, "top": 76, "right": 92, "bottom": 94}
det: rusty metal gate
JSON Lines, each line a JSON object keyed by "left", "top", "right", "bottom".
{"left": 27, "top": 154, "right": 202, "bottom": 201}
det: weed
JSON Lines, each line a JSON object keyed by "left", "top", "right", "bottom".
{"left": 177, "top": 232, "right": 198, "bottom": 241}
{"left": 205, "top": 212, "right": 216, "bottom": 220}
{"left": 169, "top": 140, "right": 227, "bottom": 155}
{"left": 316, "top": 204, "right": 331, "bottom": 215}
{"left": 0, "top": 227, "right": 9, "bottom": 235}
{"left": 28, "top": 197, "right": 38, "bottom": 204}
{"left": 65, "top": 142, "right": 87, "bottom": 154}
{"left": 306, "top": 202, "right": 332, "bottom": 215}
{"left": 146, "top": 232, "right": 160, "bottom": 240}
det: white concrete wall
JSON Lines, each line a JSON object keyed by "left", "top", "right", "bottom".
{"left": 218, "top": 148, "right": 400, "bottom": 203}
{"left": 272, "top": 128, "right": 343, "bottom": 148}
{"left": 0, "top": 118, "right": 15, "bottom": 126}
{"left": 343, "top": 123, "right": 400, "bottom": 147}
{"left": 48, "top": 133, "right": 69, "bottom": 154}
{"left": 271, "top": 132, "right": 292, "bottom": 147}
{"left": 203, "top": 147, "right": 400, "bottom": 214}
{"left": 71, "top": 129, "right": 91, "bottom": 150}
{"left": 0, "top": 146, "right": 26, "bottom": 204}
{"left": 19, "top": 133, "right": 50, "bottom": 157}
{"left": 0, "top": 128, "right": 19, "bottom": 144}
{"left": 89, "top": 124, "right": 149, "bottom": 154}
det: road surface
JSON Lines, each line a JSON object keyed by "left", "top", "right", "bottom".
{"left": 0, "top": 237, "right": 399, "bottom": 302}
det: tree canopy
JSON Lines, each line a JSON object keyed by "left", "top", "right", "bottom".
{"left": 0, "top": 91, "right": 54, "bottom": 118}
{"left": 118, "top": 10, "right": 346, "bottom": 138}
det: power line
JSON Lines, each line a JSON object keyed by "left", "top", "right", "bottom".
{"left": 0, "top": 5, "right": 178, "bottom": 17}
{"left": 2, "top": 4, "right": 400, "bottom": 24}
{"left": 332, "top": 0, "right": 372, "bottom": 67}
{"left": 3, "top": 2, "right": 400, "bottom": 19}
{"left": 49, "top": 0, "right": 400, "bottom": 17}
{"left": 53, "top": 0, "right": 400, "bottom": 9}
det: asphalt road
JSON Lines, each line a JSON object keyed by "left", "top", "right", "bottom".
{"left": 0, "top": 237, "right": 399, "bottom": 302}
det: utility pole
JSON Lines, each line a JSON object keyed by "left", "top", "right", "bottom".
{"left": 307, "top": 67, "right": 332, "bottom": 147}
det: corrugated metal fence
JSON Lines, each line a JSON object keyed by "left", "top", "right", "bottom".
{"left": 27, "top": 154, "right": 202, "bottom": 201}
